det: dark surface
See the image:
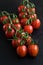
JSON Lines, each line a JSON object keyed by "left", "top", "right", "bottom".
{"left": 0, "top": 0, "right": 43, "bottom": 65}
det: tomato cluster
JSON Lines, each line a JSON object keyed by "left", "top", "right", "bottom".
{"left": 0, "top": 0, "right": 40, "bottom": 58}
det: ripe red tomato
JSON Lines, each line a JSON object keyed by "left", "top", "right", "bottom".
{"left": 3, "top": 23, "right": 10, "bottom": 31}
{"left": 12, "top": 18, "right": 19, "bottom": 24}
{"left": 17, "top": 45, "right": 27, "bottom": 57}
{"left": 24, "top": 25, "right": 33, "bottom": 34}
{"left": 32, "top": 19, "right": 41, "bottom": 29}
{"left": 28, "top": 44, "right": 39, "bottom": 57}
{"left": 14, "top": 23, "right": 21, "bottom": 30}
{"left": 20, "top": 18, "right": 28, "bottom": 26}
{"left": 0, "top": 16, "right": 8, "bottom": 22}
{"left": 12, "top": 38, "right": 21, "bottom": 48}
{"left": 26, "top": 36, "right": 32, "bottom": 46}
{"left": 5, "top": 28, "right": 15, "bottom": 38}
{"left": 18, "top": 5, "right": 26, "bottom": 12}
{"left": 19, "top": 12, "right": 28, "bottom": 18}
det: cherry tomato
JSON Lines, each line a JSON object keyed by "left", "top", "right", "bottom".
{"left": 17, "top": 45, "right": 27, "bottom": 57}
{"left": 18, "top": 5, "right": 26, "bottom": 12}
{"left": 0, "top": 16, "right": 8, "bottom": 22}
{"left": 24, "top": 25, "right": 33, "bottom": 34}
{"left": 14, "top": 23, "right": 21, "bottom": 30}
{"left": 3, "top": 23, "right": 10, "bottom": 31}
{"left": 12, "top": 38, "right": 21, "bottom": 48}
{"left": 26, "top": 36, "right": 32, "bottom": 46}
{"left": 5, "top": 28, "right": 15, "bottom": 38}
{"left": 28, "top": 44, "right": 39, "bottom": 57}
{"left": 20, "top": 18, "right": 28, "bottom": 26}
{"left": 32, "top": 19, "right": 41, "bottom": 29}
{"left": 12, "top": 18, "right": 19, "bottom": 24}
{"left": 19, "top": 12, "right": 28, "bottom": 18}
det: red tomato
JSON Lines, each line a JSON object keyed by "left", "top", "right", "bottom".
{"left": 32, "top": 19, "right": 41, "bottom": 29}
{"left": 17, "top": 45, "right": 27, "bottom": 57}
{"left": 12, "top": 18, "right": 19, "bottom": 24}
{"left": 12, "top": 38, "right": 21, "bottom": 48}
{"left": 3, "top": 23, "right": 10, "bottom": 31}
{"left": 14, "top": 23, "right": 21, "bottom": 30}
{"left": 26, "top": 36, "right": 32, "bottom": 46}
{"left": 0, "top": 16, "right": 8, "bottom": 22}
{"left": 18, "top": 5, "right": 26, "bottom": 12}
{"left": 28, "top": 44, "right": 39, "bottom": 57}
{"left": 19, "top": 12, "right": 28, "bottom": 18}
{"left": 20, "top": 18, "right": 28, "bottom": 26}
{"left": 5, "top": 28, "right": 15, "bottom": 38}
{"left": 24, "top": 25, "right": 33, "bottom": 34}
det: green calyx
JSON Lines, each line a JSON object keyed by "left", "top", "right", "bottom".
{"left": 22, "top": 32, "right": 29, "bottom": 39}
{"left": 22, "top": 8, "right": 26, "bottom": 12}
{"left": 26, "top": 18, "right": 32, "bottom": 25}
{"left": 20, "top": 40, "right": 25, "bottom": 46}
{"left": 2, "top": 18, "right": 8, "bottom": 24}
{"left": 8, "top": 26, "right": 12, "bottom": 32}
{"left": 22, "top": 15, "right": 26, "bottom": 18}
{"left": 13, "top": 34, "right": 18, "bottom": 40}
{"left": 17, "top": 28, "right": 23, "bottom": 34}
{"left": 16, "top": 19, "right": 19, "bottom": 23}
{"left": 12, "top": 14, "right": 17, "bottom": 19}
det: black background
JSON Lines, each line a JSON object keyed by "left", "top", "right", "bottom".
{"left": 0, "top": 0, "right": 43, "bottom": 65}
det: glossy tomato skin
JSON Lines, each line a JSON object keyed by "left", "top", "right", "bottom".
{"left": 28, "top": 44, "right": 39, "bottom": 57}
{"left": 12, "top": 18, "right": 19, "bottom": 24}
{"left": 5, "top": 28, "right": 15, "bottom": 38}
{"left": 19, "top": 12, "right": 28, "bottom": 18}
{"left": 14, "top": 23, "right": 21, "bottom": 30}
{"left": 32, "top": 19, "right": 41, "bottom": 29}
{"left": 24, "top": 25, "right": 33, "bottom": 34}
{"left": 17, "top": 45, "right": 27, "bottom": 57}
{"left": 0, "top": 16, "right": 8, "bottom": 22}
{"left": 18, "top": 5, "right": 26, "bottom": 12}
{"left": 3, "top": 23, "right": 10, "bottom": 31}
{"left": 20, "top": 18, "right": 28, "bottom": 26}
{"left": 12, "top": 38, "right": 21, "bottom": 48}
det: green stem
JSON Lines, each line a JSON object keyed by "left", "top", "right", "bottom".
{"left": 1, "top": 11, "right": 10, "bottom": 16}
{"left": 8, "top": 16, "right": 12, "bottom": 25}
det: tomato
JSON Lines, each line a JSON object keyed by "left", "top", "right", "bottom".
{"left": 20, "top": 18, "right": 28, "bottom": 26}
{"left": 3, "top": 23, "right": 10, "bottom": 31}
{"left": 18, "top": 5, "right": 26, "bottom": 12}
{"left": 0, "top": 16, "right": 8, "bottom": 22}
{"left": 28, "top": 44, "right": 39, "bottom": 57}
{"left": 14, "top": 23, "right": 21, "bottom": 30}
{"left": 12, "top": 18, "right": 19, "bottom": 24}
{"left": 24, "top": 25, "right": 33, "bottom": 34}
{"left": 32, "top": 19, "right": 41, "bottom": 29}
{"left": 30, "top": 14, "right": 37, "bottom": 19}
{"left": 19, "top": 12, "right": 28, "bottom": 18}
{"left": 12, "top": 38, "right": 21, "bottom": 48}
{"left": 5, "top": 28, "right": 15, "bottom": 38}
{"left": 17, "top": 45, "right": 27, "bottom": 57}
{"left": 26, "top": 36, "right": 32, "bottom": 46}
